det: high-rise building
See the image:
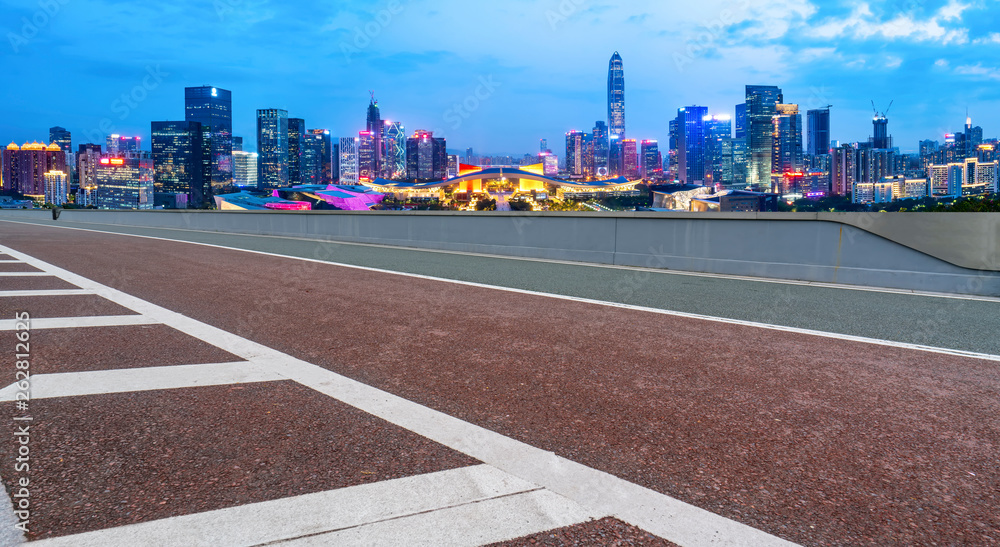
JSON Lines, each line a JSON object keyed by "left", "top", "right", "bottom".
{"left": 406, "top": 130, "right": 447, "bottom": 180}
{"left": 565, "top": 130, "right": 587, "bottom": 176}
{"left": 287, "top": 118, "right": 306, "bottom": 184}
{"left": 151, "top": 121, "right": 206, "bottom": 207}
{"left": 540, "top": 139, "right": 548, "bottom": 153}
{"left": 185, "top": 86, "right": 233, "bottom": 192}
{"left": 641, "top": 140, "right": 661, "bottom": 180}
{"left": 872, "top": 114, "right": 891, "bottom": 150}
{"left": 367, "top": 95, "right": 383, "bottom": 178}
{"left": 95, "top": 153, "right": 154, "bottom": 210}
{"left": 705, "top": 115, "right": 733, "bottom": 185}
{"left": 256, "top": 109, "right": 289, "bottom": 189}
{"left": 608, "top": 135, "right": 623, "bottom": 177}
{"left": 383, "top": 121, "right": 406, "bottom": 180}
{"left": 772, "top": 104, "right": 804, "bottom": 177}
{"left": 735, "top": 104, "right": 747, "bottom": 139}
{"left": 339, "top": 137, "right": 360, "bottom": 185}
{"left": 675, "top": 106, "right": 709, "bottom": 184}
{"left": 2, "top": 142, "right": 67, "bottom": 197}
{"left": 608, "top": 52, "right": 626, "bottom": 139}
{"left": 44, "top": 170, "right": 68, "bottom": 205}
{"left": 49, "top": 127, "right": 71, "bottom": 155}
{"left": 300, "top": 132, "right": 325, "bottom": 185}
{"left": 592, "top": 121, "right": 609, "bottom": 178}
{"left": 358, "top": 131, "right": 377, "bottom": 182}
{"left": 622, "top": 139, "right": 639, "bottom": 180}
{"left": 232, "top": 151, "right": 258, "bottom": 189}
{"left": 307, "top": 129, "right": 334, "bottom": 184}
{"left": 107, "top": 135, "right": 141, "bottom": 155}
{"left": 232, "top": 136, "right": 243, "bottom": 152}
{"left": 807, "top": 107, "right": 831, "bottom": 156}
{"left": 745, "top": 85, "right": 783, "bottom": 188}
{"left": 75, "top": 144, "right": 102, "bottom": 207}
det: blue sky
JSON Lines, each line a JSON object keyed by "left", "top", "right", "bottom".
{"left": 1, "top": 0, "right": 998, "bottom": 154}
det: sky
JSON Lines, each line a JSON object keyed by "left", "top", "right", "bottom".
{"left": 1, "top": 0, "right": 999, "bottom": 155}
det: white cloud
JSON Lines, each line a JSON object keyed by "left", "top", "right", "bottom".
{"left": 973, "top": 32, "right": 1000, "bottom": 44}
{"left": 884, "top": 56, "right": 903, "bottom": 69}
{"left": 955, "top": 63, "right": 1000, "bottom": 80}
{"left": 810, "top": 1, "right": 970, "bottom": 45}
{"left": 935, "top": 58, "right": 950, "bottom": 67}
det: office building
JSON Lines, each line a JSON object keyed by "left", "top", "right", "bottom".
{"left": 608, "top": 52, "right": 626, "bottom": 138}
{"left": 831, "top": 144, "right": 856, "bottom": 196}
{"left": 358, "top": 131, "right": 377, "bottom": 182}
{"left": 405, "top": 130, "right": 447, "bottom": 180}
{"left": 232, "top": 150, "right": 258, "bottom": 189}
{"left": 95, "top": 153, "right": 154, "bottom": 210}
{"left": 107, "top": 135, "right": 141, "bottom": 155}
{"left": 232, "top": 136, "right": 243, "bottom": 152}
{"left": 2, "top": 142, "right": 67, "bottom": 197}
{"left": 641, "top": 140, "right": 661, "bottom": 180}
{"left": 287, "top": 118, "right": 306, "bottom": 184}
{"left": 745, "top": 85, "right": 783, "bottom": 188}
{"left": 366, "top": 95, "right": 383, "bottom": 178}
{"left": 872, "top": 113, "right": 891, "bottom": 150}
{"left": 622, "top": 139, "right": 639, "bottom": 180}
{"left": 300, "top": 131, "right": 325, "bottom": 185}
{"left": 185, "top": 86, "right": 233, "bottom": 191}
{"left": 256, "top": 109, "right": 289, "bottom": 189}
{"left": 151, "top": 121, "right": 206, "bottom": 206}
{"left": 609, "top": 136, "right": 623, "bottom": 177}
{"left": 675, "top": 106, "right": 708, "bottom": 184}
{"left": 807, "top": 107, "right": 831, "bottom": 156}
{"left": 75, "top": 144, "right": 102, "bottom": 206}
{"left": 383, "top": 122, "right": 406, "bottom": 180}
{"left": 592, "top": 121, "right": 609, "bottom": 177}
{"left": 339, "top": 137, "right": 359, "bottom": 185}
{"left": 772, "top": 104, "right": 804, "bottom": 175}
{"left": 706, "top": 114, "right": 733, "bottom": 185}
{"left": 307, "top": 129, "right": 334, "bottom": 184}
{"left": 565, "top": 130, "right": 587, "bottom": 176}
{"left": 735, "top": 104, "right": 747, "bottom": 139}
{"left": 44, "top": 170, "right": 68, "bottom": 205}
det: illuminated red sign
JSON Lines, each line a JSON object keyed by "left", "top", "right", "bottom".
{"left": 100, "top": 158, "right": 110, "bottom": 164}
{"left": 110, "top": 158, "right": 125, "bottom": 166}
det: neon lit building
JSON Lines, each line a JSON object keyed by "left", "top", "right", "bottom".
{"left": 746, "top": 85, "right": 783, "bottom": 189}
{"left": 622, "top": 139, "right": 639, "bottom": 180}
{"left": 592, "top": 121, "right": 609, "bottom": 177}
{"left": 44, "top": 170, "right": 68, "bottom": 205}
{"left": 95, "top": 154, "right": 154, "bottom": 210}
{"left": 565, "top": 131, "right": 587, "bottom": 177}
{"left": 641, "top": 140, "right": 661, "bottom": 180}
{"left": 358, "top": 131, "right": 377, "bottom": 182}
{"left": 2, "top": 142, "right": 67, "bottom": 197}
{"left": 383, "top": 121, "right": 406, "bottom": 180}
{"left": 675, "top": 106, "right": 708, "bottom": 184}
{"left": 300, "top": 131, "right": 324, "bottom": 185}
{"left": 772, "top": 104, "right": 804, "bottom": 177}
{"left": 339, "top": 137, "right": 359, "bottom": 185}
{"left": 608, "top": 52, "right": 625, "bottom": 139}
{"left": 287, "top": 118, "right": 306, "bottom": 185}
{"left": 107, "top": 135, "right": 141, "bottom": 156}
{"left": 405, "top": 130, "right": 447, "bottom": 181}
{"left": 256, "top": 109, "right": 289, "bottom": 189}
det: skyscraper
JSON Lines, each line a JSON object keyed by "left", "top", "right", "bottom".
{"left": 622, "top": 139, "right": 639, "bottom": 180}
{"left": 185, "top": 86, "right": 233, "bottom": 192}
{"left": 772, "top": 104, "right": 804, "bottom": 176}
{"left": 151, "top": 121, "right": 206, "bottom": 206}
{"left": 287, "top": 118, "right": 306, "bottom": 184}
{"left": 675, "top": 106, "right": 709, "bottom": 184}
{"left": 745, "top": 85, "right": 783, "bottom": 188}
{"left": 608, "top": 136, "right": 623, "bottom": 177}
{"left": 872, "top": 114, "right": 891, "bottom": 150}
{"left": 358, "top": 131, "right": 377, "bottom": 182}
{"left": 44, "top": 170, "right": 68, "bottom": 205}
{"left": 339, "top": 137, "right": 359, "bottom": 185}
{"left": 607, "top": 52, "right": 625, "bottom": 139}
{"left": 256, "top": 109, "right": 289, "bottom": 189}
{"left": 49, "top": 127, "right": 71, "bottom": 154}
{"left": 540, "top": 139, "right": 548, "bottom": 153}
{"left": 592, "top": 121, "right": 609, "bottom": 177}
{"left": 735, "top": 104, "right": 747, "bottom": 139}
{"left": 232, "top": 136, "right": 243, "bottom": 152}
{"left": 300, "top": 131, "right": 324, "bottom": 185}
{"left": 367, "top": 94, "right": 383, "bottom": 178}
{"left": 2, "top": 142, "right": 67, "bottom": 196}
{"left": 383, "top": 121, "right": 406, "bottom": 180}
{"left": 107, "top": 135, "right": 141, "bottom": 155}
{"left": 96, "top": 153, "right": 154, "bottom": 210}
{"left": 308, "top": 129, "right": 334, "bottom": 184}
{"left": 565, "top": 131, "right": 586, "bottom": 176}
{"left": 75, "top": 144, "right": 102, "bottom": 206}
{"left": 641, "top": 140, "right": 661, "bottom": 180}
{"left": 807, "top": 107, "right": 831, "bottom": 156}
{"left": 232, "top": 151, "right": 258, "bottom": 189}
{"left": 406, "top": 130, "right": 447, "bottom": 180}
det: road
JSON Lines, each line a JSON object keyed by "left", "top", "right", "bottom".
{"left": 0, "top": 217, "right": 998, "bottom": 546}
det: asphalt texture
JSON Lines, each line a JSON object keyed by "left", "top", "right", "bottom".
{"left": 1, "top": 217, "right": 997, "bottom": 356}
{"left": 2, "top": 221, "right": 998, "bottom": 546}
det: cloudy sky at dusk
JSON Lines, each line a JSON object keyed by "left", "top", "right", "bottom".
{"left": 2, "top": 0, "right": 998, "bottom": 154}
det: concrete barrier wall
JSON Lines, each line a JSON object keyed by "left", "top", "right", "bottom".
{"left": 2, "top": 209, "right": 998, "bottom": 296}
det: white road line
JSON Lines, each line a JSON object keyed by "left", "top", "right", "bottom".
{"left": 0, "top": 259, "right": 22, "bottom": 264}
{"left": 30, "top": 465, "right": 591, "bottom": 547}
{"left": 2, "top": 228, "right": 994, "bottom": 362}
{"left": 3, "top": 218, "right": 998, "bottom": 303}
{"left": 0, "top": 272, "right": 47, "bottom": 277}
{"left": 0, "top": 315, "right": 158, "bottom": 331}
{"left": 0, "top": 243, "right": 802, "bottom": 547}
{"left": 0, "top": 289, "right": 93, "bottom": 297}
{"left": 283, "top": 490, "right": 593, "bottom": 547}
{"left": 0, "top": 362, "right": 282, "bottom": 401}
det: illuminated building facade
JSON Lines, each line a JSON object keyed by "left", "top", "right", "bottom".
{"left": 300, "top": 132, "right": 324, "bottom": 185}
{"left": 287, "top": 118, "right": 306, "bottom": 184}
{"left": 44, "top": 170, "right": 68, "bottom": 205}
{"left": 746, "top": 85, "right": 783, "bottom": 189}
{"left": 706, "top": 114, "right": 733, "bottom": 185}
{"left": 622, "top": 139, "right": 639, "bottom": 180}
{"left": 592, "top": 121, "right": 609, "bottom": 177}
{"left": 256, "top": 109, "right": 289, "bottom": 189}
{"left": 367, "top": 96, "right": 383, "bottom": 178}
{"left": 383, "top": 121, "right": 406, "bottom": 180}
{"left": 95, "top": 154, "right": 154, "bottom": 210}
{"left": 807, "top": 107, "right": 831, "bottom": 156}
{"left": 107, "top": 135, "right": 141, "bottom": 155}
{"left": 233, "top": 151, "right": 258, "bottom": 189}
{"left": 609, "top": 136, "right": 623, "bottom": 177}
{"left": 831, "top": 144, "right": 856, "bottom": 196}
{"left": 2, "top": 142, "right": 67, "bottom": 196}
{"left": 75, "top": 144, "right": 102, "bottom": 207}
{"left": 151, "top": 120, "right": 206, "bottom": 206}
{"left": 358, "top": 131, "right": 377, "bottom": 182}
{"left": 185, "top": 86, "right": 233, "bottom": 191}
{"left": 641, "top": 140, "right": 661, "bottom": 180}
{"left": 607, "top": 52, "right": 625, "bottom": 138}
{"left": 565, "top": 130, "right": 587, "bottom": 176}
{"left": 49, "top": 127, "right": 72, "bottom": 185}
{"left": 675, "top": 106, "right": 708, "bottom": 184}
{"left": 772, "top": 104, "right": 804, "bottom": 177}
{"left": 339, "top": 137, "right": 359, "bottom": 185}
{"left": 405, "top": 130, "right": 447, "bottom": 180}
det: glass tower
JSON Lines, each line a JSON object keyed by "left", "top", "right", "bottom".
{"left": 256, "top": 109, "right": 289, "bottom": 189}
{"left": 287, "top": 118, "right": 306, "bottom": 184}
{"left": 383, "top": 121, "right": 406, "bottom": 180}
{"left": 745, "top": 85, "right": 783, "bottom": 189}
{"left": 592, "top": 121, "right": 609, "bottom": 177}
{"left": 607, "top": 52, "right": 625, "bottom": 139}
{"left": 807, "top": 107, "right": 831, "bottom": 156}
{"left": 184, "top": 86, "right": 233, "bottom": 193}
{"left": 151, "top": 121, "right": 205, "bottom": 206}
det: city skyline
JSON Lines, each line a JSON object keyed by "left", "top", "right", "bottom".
{"left": 2, "top": 1, "right": 999, "bottom": 155}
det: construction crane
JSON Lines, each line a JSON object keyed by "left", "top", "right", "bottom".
{"left": 871, "top": 100, "right": 894, "bottom": 118}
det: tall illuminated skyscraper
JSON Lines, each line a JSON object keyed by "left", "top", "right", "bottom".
{"left": 339, "top": 137, "right": 359, "bottom": 185}
{"left": 592, "top": 121, "right": 609, "bottom": 177}
{"left": 608, "top": 52, "right": 625, "bottom": 139}
{"left": 746, "top": 85, "right": 783, "bottom": 188}
{"left": 675, "top": 106, "right": 709, "bottom": 184}
{"left": 565, "top": 130, "right": 586, "bottom": 176}
{"left": 185, "top": 86, "right": 233, "bottom": 192}
{"left": 107, "top": 135, "right": 141, "bottom": 155}
{"left": 772, "top": 104, "right": 803, "bottom": 175}
{"left": 151, "top": 121, "right": 206, "bottom": 206}
{"left": 622, "top": 139, "right": 639, "bottom": 180}
{"left": 383, "top": 121, "right": 406, "bottom": 180}
{"left": 232, "top": 151, "right": 258, "bottom": 189}
{"left": 358, "top": 131, "right": 377, "bottom": 182}
{"left": 366, "top": 94, "right": 383, "bottom": 178}
{"left": 807, "top": 107, "right": 831, "bottom": 156}
{"left": 405, "top": 130, "right": 447, "bottom": 180}
{"left": 256, "top": 109, "right": 289, "bottom": 189}
{"left": 308, "top": 129, "right": 334, "bottom": 184}
{"left": 641, "top": 140, "right": 660, "bottom": 180}
{"left": 287, "top": 118, "right": 306, "bottom": 184}
{"left": 300, "top": 131, "right": 324, "bottom": 185}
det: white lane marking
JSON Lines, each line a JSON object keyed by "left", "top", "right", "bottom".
{"left": 0, "top": 362, "right": 281, "bottom": 401}
{"left": 3, "top": 218, "right": 998, "bottom": 303}
{"left": 0, "top": 243, "right": 801, "bottom": 547}
{"left": 0, "top": 272, "right": 48, "bottom": 277}
{"left": 0, "top": 289, "right": 93, "bottom": 298}
{"left": 29, "top": 465, "right": 590, "bottom": 547}
{"left": 0, "top": 259, "right": 22, "bottom": 264}
{"left": 0, "top": 315, "right": 158, "bottom": 331}
{"left": 282, "top": 490, "right": 593, "bottom": 547}
{"left": 1, "top": 228, "right": 994, "bottom": 362}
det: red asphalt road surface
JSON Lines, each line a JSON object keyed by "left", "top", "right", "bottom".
{"left": 2, "top": 223, "right": 999, "bottom": 546}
